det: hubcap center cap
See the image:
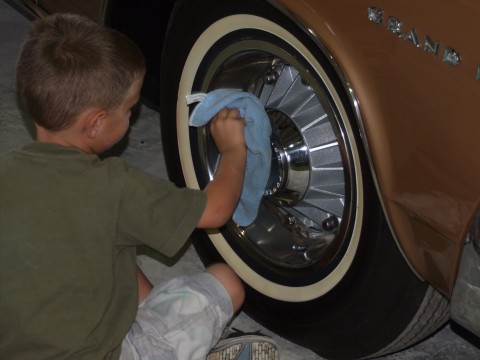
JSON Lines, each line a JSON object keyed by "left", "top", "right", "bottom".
{"left": 264, "top": 110, "right": 310, "bottom": 205}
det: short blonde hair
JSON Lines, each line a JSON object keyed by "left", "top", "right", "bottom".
{"left": 17, "top": 13, "right": 145, "bottom": 131}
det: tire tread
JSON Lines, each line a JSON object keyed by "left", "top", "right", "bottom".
{"left": 369, "top": 286, "right": 449, "bottom": 358}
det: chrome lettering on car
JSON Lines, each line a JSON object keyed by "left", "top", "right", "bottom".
{"left": 367, "top": 7, "right": 468, "bottom": 70}
{"left": 443, "top": 48, "right": 462, "bottom": 67}
{"left": 424, "top": 36, "right": 440, "bottom": 56}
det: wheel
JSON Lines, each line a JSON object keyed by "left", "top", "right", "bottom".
{"left": 159, "top": 0, "right": 449, "bottom": 358}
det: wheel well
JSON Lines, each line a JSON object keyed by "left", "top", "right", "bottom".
{"left": 105, "top": 0, "right": 177, "bottom": 107}
{"left": 259, "top": 1, "right": 424, "bottom": 282}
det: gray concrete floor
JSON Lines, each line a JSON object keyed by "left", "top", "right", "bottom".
{"left": 1, "top": 1, "right": 479, "bottom": 358}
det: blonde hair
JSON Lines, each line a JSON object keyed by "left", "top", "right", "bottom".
{"left": 17, "top": 13, "right": 145, "bottom": 131}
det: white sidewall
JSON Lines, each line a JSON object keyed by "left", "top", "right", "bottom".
{"left": 176, "top": 15, "right": 363, "bottom": 302}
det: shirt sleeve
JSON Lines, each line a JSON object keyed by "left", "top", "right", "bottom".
{"left": 116, "top": 163, "right": 206, "bottom": 257}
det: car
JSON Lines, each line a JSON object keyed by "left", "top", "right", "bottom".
{"left": 7, "top": 0, "right": 480, "bottom": 358}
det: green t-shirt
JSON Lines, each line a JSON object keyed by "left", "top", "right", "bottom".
{"left": 0, "top": 142, "right": 206, "bottom": 359}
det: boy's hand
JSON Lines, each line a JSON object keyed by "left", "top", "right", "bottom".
{"left": 197, "top": 107, "right": 247, "bottom": 229}
{"left": 209, "top": 108, "right": 246, "bottom": 154}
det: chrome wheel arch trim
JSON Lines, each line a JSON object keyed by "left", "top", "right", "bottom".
{"left": 264, "top": 0, "right": 422, "bottom": 278}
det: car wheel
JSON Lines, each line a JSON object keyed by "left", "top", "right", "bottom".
{"left": 159, "top": 0, "right": 449, "bottom": 358}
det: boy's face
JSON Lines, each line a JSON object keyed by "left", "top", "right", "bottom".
{"left": 95, "top": 78, "right": 143, "bottom": 153}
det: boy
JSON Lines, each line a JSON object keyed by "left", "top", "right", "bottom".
{"left": 0, "top": 13, "right": 278, "bottom": 360}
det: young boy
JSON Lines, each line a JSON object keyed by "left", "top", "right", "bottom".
{"left": 0, "top": 13, "right": 278, "bottom": 360}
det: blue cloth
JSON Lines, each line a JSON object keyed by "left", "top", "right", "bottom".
{"left": 186, "top": 89, "right": 271, "bottom": 227}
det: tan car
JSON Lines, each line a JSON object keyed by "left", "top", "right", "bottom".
{"left": 9, "top": 0, "right": 480, "bottom": 358}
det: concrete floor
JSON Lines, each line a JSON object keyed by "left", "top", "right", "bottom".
{"left": 1, "top": 1, "right": 479, "bottom": 358}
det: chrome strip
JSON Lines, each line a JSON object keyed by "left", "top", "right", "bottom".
{"left": 470, "top": 208, "right": 480, "bottom": 254}
{"left": 100, "top": 0, "right": 110, "bottom": 25}
{"left": 263, "top": 0, "right": 421, "bottom": 277}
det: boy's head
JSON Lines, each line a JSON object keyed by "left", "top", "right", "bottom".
{"left": 17, "top": 13, "right": 145, "bottom": 133}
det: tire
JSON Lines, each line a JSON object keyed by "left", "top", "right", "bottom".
{"left": 159, "top": 0, "right": 449, "bottom": 358}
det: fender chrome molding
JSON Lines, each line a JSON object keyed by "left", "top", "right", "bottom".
{"left": 263, "top": 0, "right": 422, "bottom": 277}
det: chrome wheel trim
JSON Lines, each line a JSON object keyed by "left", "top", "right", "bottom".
{"left": 177, "top": 15, "right": 364, "bottom": 302}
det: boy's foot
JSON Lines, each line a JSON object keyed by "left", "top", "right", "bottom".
{"left": 206, "top": 328, "right": 279, "bottom": 360}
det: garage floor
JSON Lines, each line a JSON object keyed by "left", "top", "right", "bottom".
{"left": 1, "top": 1, "right": 479, "bottom": 358}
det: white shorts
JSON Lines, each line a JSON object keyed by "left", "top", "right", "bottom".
{"left": 120, "top": 272, "right": 233, "bottom": 360}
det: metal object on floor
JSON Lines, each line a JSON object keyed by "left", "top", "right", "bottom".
{"left": 451, "top": 209, "right": 480, "bottom": 336}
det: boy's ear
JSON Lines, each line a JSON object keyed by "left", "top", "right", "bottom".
{"left": 83, "top": 108, "right": 108, "bottom": 139}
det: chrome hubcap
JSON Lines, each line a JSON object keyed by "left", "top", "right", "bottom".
{"left": 199, "top": 48, "right": 353, "bottom": 268}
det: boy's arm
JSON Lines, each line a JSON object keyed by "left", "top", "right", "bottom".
{"left": 196, "top": 108, "right": 247, "bottom": 229}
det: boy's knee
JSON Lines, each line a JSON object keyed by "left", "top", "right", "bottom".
{"left": 206, "top": 263, "right": 245, "bottom": 312}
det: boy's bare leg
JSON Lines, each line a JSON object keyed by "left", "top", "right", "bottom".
{"left": 137, "top": 266, "right": 153, "bottom": 304}
{"left": 136, "top": 263, "right": 244, "bottom": 310}
{"left": 206, "top": 263, "right": 245, "bottom": 312}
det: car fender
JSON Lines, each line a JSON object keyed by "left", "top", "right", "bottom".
{"left": 272, "top": 0, "right": 480, "bottom": 296}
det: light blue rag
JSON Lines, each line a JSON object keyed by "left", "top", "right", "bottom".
{"left": 186, "top": 89, "right": 272, "bottom": 227}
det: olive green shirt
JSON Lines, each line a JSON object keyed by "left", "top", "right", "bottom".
{"left": 0, "top": 142, "right": 206, "bottom": 359}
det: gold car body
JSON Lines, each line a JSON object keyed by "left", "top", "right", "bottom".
{"left": 274, "top": 0, "right": 480, "bottom": 296}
